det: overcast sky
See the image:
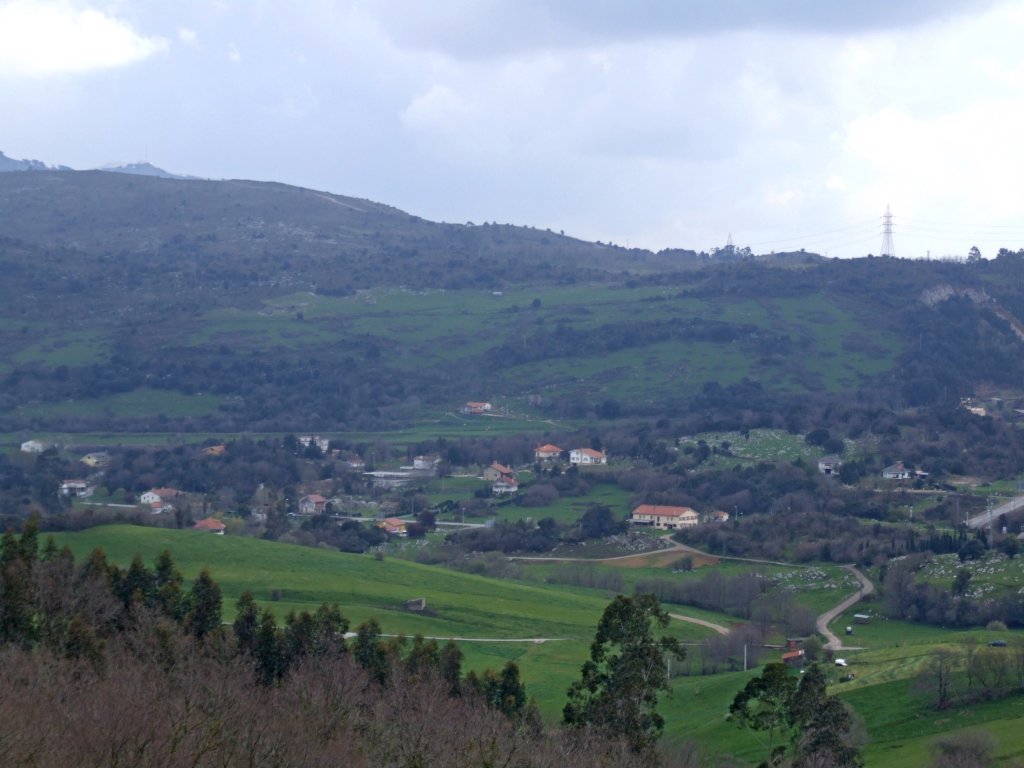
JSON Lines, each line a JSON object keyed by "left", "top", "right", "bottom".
{"left": 2, "top": 0, "right": 1023, "bottom": 259}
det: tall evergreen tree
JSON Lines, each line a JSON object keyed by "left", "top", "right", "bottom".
{"left": 563, "top": 594, "right": 684, "bottom": 754}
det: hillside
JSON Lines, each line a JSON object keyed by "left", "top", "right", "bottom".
{"left": 2, "top": 169, "right": 1024, "bottom": 435}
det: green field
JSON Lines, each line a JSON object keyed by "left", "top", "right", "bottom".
{"left": 47, "top": 524, "right": 1024, "bottom": 765}
{"left": 51, "top": 525, "right": 717, "bottom": 719}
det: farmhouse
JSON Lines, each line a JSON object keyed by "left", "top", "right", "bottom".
{"left": 483, "top": 462, "right": 515, "bottom": 482}
{"left": 534, "top": 443, "right": 562, "bottom": 461}
{"left": 631, "top": 504, "right": 700, "bottom": 530}
{"left": 882, "top": 462, "right": 912, "bottom": 480}
{"left": 818, "top": 455, "right": 842, "bottom": 476}
{"left": 378, "top": 517, "right": 407, "bottom": 536}
{"left": 299, "top": 494, "right": 327, "bottom": 515}
{"left": 140, "top": 488, "right": 183, "bottom": 505}
{"left": 569, "top": 448, "right": 607, "bottom": 465}
{"left": 193, "top": 517, "right": 226, "bottom": 535}
{"left": 707, "top": 509, "right": 730, "bottom": 523}
{"left": 462, "top": 401, "right": 493, "bottom": 414}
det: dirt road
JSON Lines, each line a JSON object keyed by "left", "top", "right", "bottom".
{"left": 815, "top": 564, "right": 874, "bottom": 651}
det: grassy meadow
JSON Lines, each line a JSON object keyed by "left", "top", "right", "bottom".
{"left": 47, "top": 524, "right": 1024, "bottom": 765}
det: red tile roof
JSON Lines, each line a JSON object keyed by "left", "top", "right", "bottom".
{"left": 632, "top": 504, "right": 697, "bottom": 518}
{"left": 193, "top": 517, "right": 226, "bottom": 532}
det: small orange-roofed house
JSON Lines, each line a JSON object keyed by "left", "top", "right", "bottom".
{"left": 194, "top": 517, "right": 226, "bottom": 535}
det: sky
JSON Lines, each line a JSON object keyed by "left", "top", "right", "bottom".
{"left": 2, "top": 0, "right": 1023, "bottom": 260}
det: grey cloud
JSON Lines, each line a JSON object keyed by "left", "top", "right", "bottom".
{"left": 370, "top": 0, "right": 998, "bottom": 58}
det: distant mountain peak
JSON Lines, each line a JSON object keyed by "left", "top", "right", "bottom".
{"left": 99, "top": 162, "right": 199, "bottom": 180}
{"left": 0, "top": 150, "right": 71, "bottom": 172}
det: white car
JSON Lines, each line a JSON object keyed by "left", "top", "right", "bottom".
{"left": 835, "top": 659, "right": 847, "bottom": 667}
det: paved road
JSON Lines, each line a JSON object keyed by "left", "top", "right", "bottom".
{"left": 966, "top": 494, "right": 1024, "bottom": 530}
{"left": 816, "top": 564, "right": 874, "bottom": 651}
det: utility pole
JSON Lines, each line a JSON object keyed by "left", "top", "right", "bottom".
{"left": 880, "top": 205, "right": 895, "bottom": 257}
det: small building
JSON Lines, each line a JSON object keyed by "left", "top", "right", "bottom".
{"left": 299, "top": 494, "right": 327, "bottom": 515}
{"left": 140, "top": 488, "right": 183, "bottom": 505}
{"left": 569, "top": 448, "right": 607, "bottom": 466}
{"left": 781, "top": 649, "right": 805, "bottom": 667}
{"left": 20, "top": 440, "right": 48, "bottom": 453}
{"left": 853, "top": 613, "right": 871, "bottom": 624}
{"left": 378, "top": 517, "right": 407, "bottom": 536}
{"left": 60, "top": 479, "right": 90, "bottom": 497}
{"left": 492, "top": 477, "right": 519, "bottom": 495}
{"left": 202, "top": 444, "right": 227, "bottom": 457}
{"left": 462, "top": 401, "right": 493, "bottom": 414}
{"left": 882, "top": 462, "right": 912, "bottom": 481}
{"left": 80, "top": 451, "right": 111, "bottom": 468}
{"left": 193, "top": 517, "right": 226, "bottom": 535}
{"left": 149, "top": 501, "right": 174, "bottom": 515}
{"left": 483, "top": 462, "right": 515, "bottom": 482}
{"left": 298, "top": 435, "right": 331, "bottom": 453}
{"left": 707, "top": 509, "right": 730, "bottom": 523}
{"left": 534, "top": 443, "right": 562, "bottom": 461}
{"left": 818, "top": 455, "right": 842, "bottom": 476}
{"left": 413, "top": 455, "right": 440, "bottom": 471}
{"left": 631, "top": 504, "right": 700, "bottom": 530}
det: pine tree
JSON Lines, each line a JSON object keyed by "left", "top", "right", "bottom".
{"left": 184, "top": 568, "right": 222, "bottom": 641}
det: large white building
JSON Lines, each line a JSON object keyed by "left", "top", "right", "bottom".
{"left": 630, "top": 504, "right": 700, "bottom": 530}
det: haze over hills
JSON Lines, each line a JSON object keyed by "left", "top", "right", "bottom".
{"left": 1, "top": 162, "right": 1023, "bottom": 435}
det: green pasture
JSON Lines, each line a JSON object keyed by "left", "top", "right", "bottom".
{"left": 915, "top": 551, "right": 1024, "bottom": 600}
{"left": 678, "top": 428, "right": 868, "bottom": 470}
{"left": 497, "top": 484, "right": 633, "bottom": 526}
{"left": 187, "top": 285, "right": 901, "bottom": 404}
{"left": 50, "top": 524, "right": 719, "bottom": 719}
{"left": 14, "top": 388, "right": 225, "bottom": 420}
{"left": 45, "top": 524, "right": 1024, "bottom": 763}
{"left": 13, "top": 328, "right": 110, "bottom": 367}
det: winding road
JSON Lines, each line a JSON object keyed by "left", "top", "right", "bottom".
{"left": 815, "top": 564, "right": 874, "bottom": 651}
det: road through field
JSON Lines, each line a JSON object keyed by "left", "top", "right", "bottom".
{"left": 816, "top": 564, "right": 874, "bottom": 651}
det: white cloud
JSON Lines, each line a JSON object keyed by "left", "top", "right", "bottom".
{"left": 0, "top": 1, "right": 167, "bottom": 76}
{"left": 177, "top": 27, "right": 197, "bottom": 47}
{"left": 227, "top": 42, "right": 241, "bottom": 63}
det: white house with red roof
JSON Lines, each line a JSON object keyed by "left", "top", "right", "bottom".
{"left": 462, "top": 401, "right": 493, "bottom": 414}
{"left": 140, "top": 488, "right": 183, "bottom": 505}
{"left": 299, "top": 494, "right": 328, "bottom": 515}
{"left": 569, "top": 448, "right": 607, "bottom": 465}
{"left": 630, "top": 504, "right": 700, "bottom": 530}
{"left": 534, "top": 443, "right": 562, "bottom": 461}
